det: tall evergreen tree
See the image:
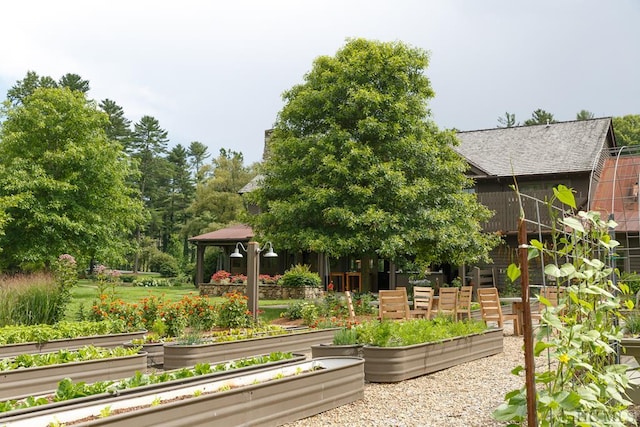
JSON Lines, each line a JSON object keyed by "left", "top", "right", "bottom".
{"left": 497, "top": 112, "right": 518, "bottom": 128}
{"left": 183, "top": 148, "right": 254, "bottom": 237}
{"left": 576, "top": 109, "right": 595, "bottom": 121}
{"left": 187, "top": 141, "right": 210, "bottom": 181}
{"left": 99, "top": 99, "right": 132, "bottom": 144}
{"left": 129, "top": 115, "right": 169, "bottom": 271}
{"left": 162, "top": 144, "right": 195, "bottom": 253}
{"left": 524, "top": 109, "right": 557, "bottom": 126}
{"left": 58, "top": 73, "right": 90, "bottom": 94}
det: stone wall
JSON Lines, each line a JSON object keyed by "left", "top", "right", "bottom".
{"left": 199, "top": 283, "right": 325, "bottom": 300}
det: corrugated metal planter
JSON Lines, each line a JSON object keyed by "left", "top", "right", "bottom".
{"left": 124, "top": 341, "right": 164, "bottom": 367}
{"left": 3, "top": 357, "right": 364, "bottom": 427}
{"left": 311, "top": 343, "right": 363, "bottom": 358}
{"left": 363, "top": 328, "right": 503, "bottom": 383}
{"left": 621, "top": 337, "right": 640, "bottom": 363}
{"left": 163, "top": 328, "right": 339, "bottom": 369}
{"left": 0, "top": 352, "right": 147, "bottom": 399}
{"left": 0, "top": 330, "right": 147, "bottom": 358}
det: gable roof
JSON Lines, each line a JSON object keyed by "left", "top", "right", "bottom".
{"left": 188, "top": 224, "right": 254, "bottom": 243}
{"left": 239, "top": 174, "right": 263, "bottom": 194}
{"left": 454, "top": 118, "right": 615, "bottom": 177}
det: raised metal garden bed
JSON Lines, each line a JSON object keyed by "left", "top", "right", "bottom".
{"left": 163, "top": 328, "right": 338, "bottom": 369}
{"left": 0, "top": 330, "right": 147, "bottom": 358}
{"left": 2, "top": 357, "right": 364, "bottom": 427}
{"left": 363, "top": 327, "right": 504, "bottom": 382}
{"left": 0, "top": 352, "right": 147, "bottom": 399}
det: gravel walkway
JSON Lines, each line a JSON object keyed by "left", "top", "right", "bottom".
{"left": 284, "top": 326, "right": 535, "bottom": 427}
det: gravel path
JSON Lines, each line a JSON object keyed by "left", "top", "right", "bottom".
{"left": 284, "top": 327, "right": 535, "bottom": 427}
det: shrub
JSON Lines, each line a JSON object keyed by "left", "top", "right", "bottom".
{"left": 279, "top": 264, "right": 321, "bottom": 288}
{"left": 216, "top": 291, "right": 253, "bottom": 328}
{"left": 281, "top": 301, "right": 306, "bottom": 320}
{"left": 132, "top": 277, "right": 173, "bottom": 287}
{"left": 149, "top": 252, "right": 180, "bottom": 278}
{"left": 300, "top": 303, "right": 319, "bottom": 326}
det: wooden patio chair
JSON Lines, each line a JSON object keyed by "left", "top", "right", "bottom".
{"left": 532, "top": 286, "right": 566, "bottom": 321}
{"left": 409, "top": 286, "right": 434, "bottom": 319}
{"left": 456, "top": 285, "right": 473, "bottom": 320}
{"left": 433, "top": 287, "right": 458, "bottom": 318}
{"left": 378, "top": 288, "right": 410, "bottom": 320}
{"left": 477, "top": 287, "right": 520, "bottom": 334}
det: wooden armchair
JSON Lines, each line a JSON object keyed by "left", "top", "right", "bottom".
{"left": 532, "top": 286, "right": 566, "bottom": 321}
{"left": 477, "top": 287, "right": 520, "bottom": 334}
{"left": 410, "top": 286, "right": 434, "bottom": 319}
{"left": 433, "top": 287, "right": 458, "bottom": 318}
{"left": 456, "top": 285, "right": 473, "bottom": 320}
{"left": 378, "top": 288, "right": 410, "bottom": 320}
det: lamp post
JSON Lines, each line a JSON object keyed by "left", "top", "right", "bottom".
{"left": 230, "top": 241, "right": 278, "bottom": 321}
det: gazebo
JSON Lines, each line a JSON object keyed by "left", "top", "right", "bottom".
{"left": 189, "top": 224, "right": 254, "bottom": 285}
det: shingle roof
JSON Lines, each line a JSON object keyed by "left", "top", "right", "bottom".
{"left": 454, "top": 118, "right": 614, "bottom": 177}
{"left": 188, "top": 224, "right": 254, "bottom": 242}
{"left": 239, "top": 175, "right": 263, "bottom": 194}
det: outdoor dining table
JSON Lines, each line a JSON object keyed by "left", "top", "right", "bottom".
{"left": 499, "top": 297, "right": 538, "bottom": 335}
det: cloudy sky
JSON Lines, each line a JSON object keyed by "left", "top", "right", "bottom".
{"left": 1, "top": 1, "right": 638, "bottom": 164}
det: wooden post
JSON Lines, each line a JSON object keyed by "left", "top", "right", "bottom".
{"left": 389, "top": 261, "right": 396, "bottom": 290}
{"left": 247, "top": 241, "right": 259, "bottom": 321}
{"left": 518, "top": 218, "right": 537, "bottom": 426}
{"left": 195, "top": 244, "right": 205, "bottom": 285}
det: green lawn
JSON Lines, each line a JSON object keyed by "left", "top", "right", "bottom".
{"left": 65, "top": 281, "right": 296, "bottom": 323}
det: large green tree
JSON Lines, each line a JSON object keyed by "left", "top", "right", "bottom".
{"left": 0, "top": 87, "right": 145, "bottom": 270}
{"left": 613, "top": 114, "right": 640, "bottom": 146}
{"left": 248, "top": 38, "right": 497, "bottom": 265}
{"left": 183, "top": 149, "right": 254, "bottom": 237}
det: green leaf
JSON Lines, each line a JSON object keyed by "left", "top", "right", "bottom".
{"left": 558, "top": 391, "right": 582, "bottom": 410}
{"left": 534, "top": 340, "right": 554, "bottom": 356}
{"left": 507, "top": 263, "right": 521, "bottom": 283}
{"left": 530, "top": 239, "right": 544, "bottom": 250}
{"left": 553, "top": 184, "right": 576, "bottom": 209}
{"left": 561, "top": 216, "right": 584, "bottom": 233}
{"left": 544, "top": 264, "right": 562, "bottom": 278}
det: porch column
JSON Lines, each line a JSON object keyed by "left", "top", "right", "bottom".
{"left": 195, "top": 244, "right": 205, "bottom": 285}
{"left": 389, "top": 261, "right": 396, "bottom": 290}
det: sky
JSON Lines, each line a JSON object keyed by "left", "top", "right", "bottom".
{"left": 1, "top": 1, "right": 638, "bottom": 164}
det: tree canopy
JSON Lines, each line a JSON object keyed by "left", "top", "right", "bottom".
{"left": 0, "top": 87, "right": 145, "bottom": 270}
{"left": 576, "top": 109, "right": 595, "bottom": 121}
{"left": 524, "top": 108, "right": 557, "bottom": 126}
{"left": 248, "top": 38, "right": 498, "bottom": 265}
{"left": 613, "top": 114, "right": 640, "bottom": 146}
{"left": 497, "top": 112, "right": 518, "bottom": 128}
